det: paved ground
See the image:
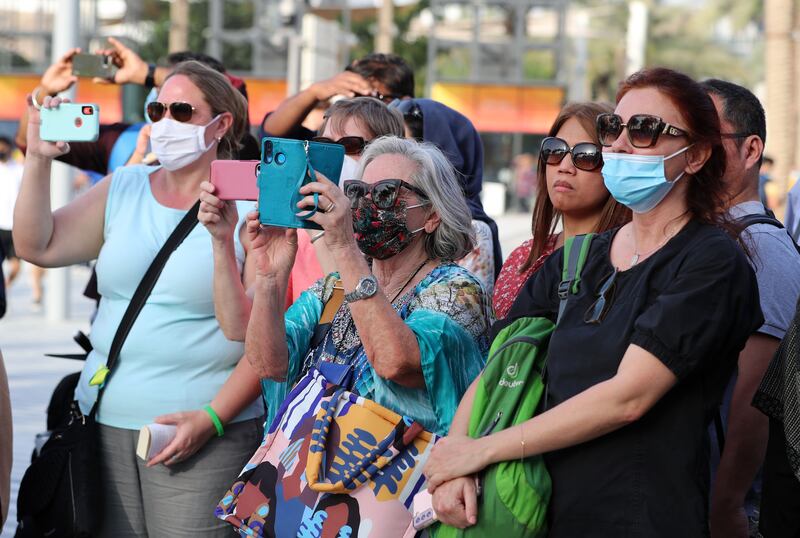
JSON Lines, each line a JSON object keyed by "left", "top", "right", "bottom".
{"left": 0, "top": 210, "right": 532, "bottom": 536}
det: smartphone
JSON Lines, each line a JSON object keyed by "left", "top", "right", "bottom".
{"left": 72, "top": 53, "right": 117, "bottom": 79}
{"left": 40, "top": 103, "right": 100, "bottom": 142}
{"left": 210, "top": 160, "right": 259, "bottom": 201}
{"left": 258, "top": 137, "right": 345, "bottom": 230}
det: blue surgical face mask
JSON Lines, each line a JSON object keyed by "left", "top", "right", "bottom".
{"left": 143, "top": 87, "right": 158, "bottom": 124}
{"left": 601, "top": 146, "right": 691, "bottom": 213}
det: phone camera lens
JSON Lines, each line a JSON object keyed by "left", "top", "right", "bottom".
{"left": 81, "top": 106, "right": 94, "bottom": 115}
{"left": 275, "top": 152, "right": 286, "bottom": 165}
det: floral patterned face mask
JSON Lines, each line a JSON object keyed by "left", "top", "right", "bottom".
{"left": 351, "top": 197, "right": 430, "bottom": 260}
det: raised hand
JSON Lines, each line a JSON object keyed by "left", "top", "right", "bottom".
{"left": 38, "top": 48, "right": 80, "bottom": 97}
{"left": 96, "top": 37, "right": 149, "bottom": 86}
{"left": 297, "top": 171, "right": 356, "bottom": 255}
{"left": 245, "top": 210, "right": 298, "bottom": 278}
{"left": 309, "top": 71, "right": 374, "bottom": 101}
{"left": 25, "top": 95, "right": 72, "bottom": 159}
{"left": 198, "top": 181, "right": 240, "bottom": 244}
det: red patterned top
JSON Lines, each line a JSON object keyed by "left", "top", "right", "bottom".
{"left": 492, "top": 235, "right": 558, "bottom": 319}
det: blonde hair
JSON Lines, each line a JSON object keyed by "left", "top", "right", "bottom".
{"left": 162, "top": 60, "right": 249, "bottom": 159}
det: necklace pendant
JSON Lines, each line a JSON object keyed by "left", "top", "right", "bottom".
{"left": 630, "top": 253, "right": 640, "bottom": 266}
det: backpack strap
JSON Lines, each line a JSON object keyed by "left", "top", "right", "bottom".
{"left": 736, "top": 213, "right": 800, "bottom": 255}
{"left": 557, "top": 233, "right": 595, "bottom": 324}
{"left": 737, "top": 213, "right": 785, "bottom": 230}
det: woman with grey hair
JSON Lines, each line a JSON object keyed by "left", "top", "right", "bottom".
{"left": 244, "top": 135, "right": 492, "bottom": 435}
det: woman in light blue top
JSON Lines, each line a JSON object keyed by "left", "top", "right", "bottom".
{"left": 244, "top": 136, "right": 492, "bottom": 435}
{"left": 15, "top": 60, "right": 263, "bottom": 537}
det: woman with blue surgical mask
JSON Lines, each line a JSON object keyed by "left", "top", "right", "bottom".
{"left": 424, "top": 68, "right": 763, "bottom": 537}
{"left": 14, "top": 60, "right": 265, "bottom": 537}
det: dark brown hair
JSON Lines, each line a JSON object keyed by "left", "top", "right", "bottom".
{"left": 616, "top": 68, "right": 731, "bottom": 232}
{"left": 522, "top": 102, "right": 631, "bottom": 272}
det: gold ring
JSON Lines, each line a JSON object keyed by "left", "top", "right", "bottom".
{"left": 325, "top": 202, "right": 336, "bottom": 212}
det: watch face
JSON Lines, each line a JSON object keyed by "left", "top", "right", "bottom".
{"left": 360, "top": 276, "right": 378, "bottom": 296}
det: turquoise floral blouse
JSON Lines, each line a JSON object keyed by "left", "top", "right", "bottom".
{"left": 261, "top": 263, "right": 493, "bottom": 435}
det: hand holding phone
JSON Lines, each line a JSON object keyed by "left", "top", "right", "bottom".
{"left": 257, "top": 137, "right": 344, "bottom": 230}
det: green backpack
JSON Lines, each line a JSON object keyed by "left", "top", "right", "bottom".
{"left": 433, "top": 234, "right": 595, "bottom": 538}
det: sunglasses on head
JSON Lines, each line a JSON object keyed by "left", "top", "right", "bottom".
{"left": 146, "top": 101, "right": 197, "bottom": 123}
{"left": 343, "top": 179, "right": 429, "bottom": 209}
{"left": 584, "top": 269, "right": 618, "bottom": 324}
{"left": 597, "top": 113, "right": 687, "bottom": 149}
{"left": 372, "top": 91, "right": 402, "bottom": 104}
{"left": 311, "top": 136, "right": 368, "bottom": 155}
{"left": 540, "top": 136, "right": 603, "bottom": 172}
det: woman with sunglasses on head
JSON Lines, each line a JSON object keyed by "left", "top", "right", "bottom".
{"left": 14, "top": 61, "right": 265, "bottom": 537}
{"left": 200, "top": 97, "right": 404, "bottom": 323}
{"left": 424, "top": 68, "right": 763, "bottom": 536}
{"left": 243, "top": 135, "right": 491, "bottom": 441}
{"left": 493, "top": 102, "right": 630, "bottom": 319}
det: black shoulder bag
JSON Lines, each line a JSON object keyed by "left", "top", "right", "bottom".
{"left": 15, "top": 201, "right": 200, "bottom": 538}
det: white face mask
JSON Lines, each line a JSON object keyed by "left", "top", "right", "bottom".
{"left": 338, "top": 155, "right": 360, "bottom": 186}
{"left": 150, "top": 115, "right": 220, "bottom": 171}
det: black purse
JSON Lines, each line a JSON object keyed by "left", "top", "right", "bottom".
{"left": 15, "top": 201, "right": 200, "bottom": 537}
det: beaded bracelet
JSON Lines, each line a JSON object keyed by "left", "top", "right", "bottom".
{"left": 203, "top": 404, "right": 225, "bottom": 437}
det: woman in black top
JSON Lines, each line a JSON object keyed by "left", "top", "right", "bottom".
{"left": 424, "top": 68, "right": 764, "bottom": 537}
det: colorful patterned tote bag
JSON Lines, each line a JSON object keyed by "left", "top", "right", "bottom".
{"left": 216, "top": 366, "right": 437, "bottom": 537}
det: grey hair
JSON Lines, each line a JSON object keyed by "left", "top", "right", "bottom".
{"left": 357, "top": 136, "right": 475, "bottom": 261}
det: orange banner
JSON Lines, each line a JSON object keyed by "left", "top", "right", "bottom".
{"left": 0, "top": 75, "right": 288, "bottom": 126}
{"left": 431, "top": 82, "right": 565, "bottom": 134}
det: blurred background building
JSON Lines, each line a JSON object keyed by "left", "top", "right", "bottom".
{"left": 0, "top": 0, "right": 794, "bottom": 201}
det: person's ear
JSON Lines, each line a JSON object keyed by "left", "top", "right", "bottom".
{"left": 213, "top": 111, "right": 234, "bottom": 140}
{"left": 743, "top": 135, "right": 764, "bottom": 171}
{"left": 424, "top": 209, "right": 441, "bottom": 234}
{"left": 684, "top": 144, "right": 712, "bottom": 175}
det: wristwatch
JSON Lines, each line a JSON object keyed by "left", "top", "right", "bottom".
{"left": 144, "top": 63, "right": 157, "bottom": 89}
{"left": 345, "top": 275, "right": 379, "bottom": 303}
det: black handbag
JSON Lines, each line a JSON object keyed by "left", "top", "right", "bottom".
{"left": 15, "top": 201, "right": 200, "bottom": 537}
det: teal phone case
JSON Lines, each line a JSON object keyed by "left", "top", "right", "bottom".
{"left": 40, "top": 104, "right": 100, "bottom": 142}
{"left": 258, "top": 137, "right": 345, "bottom": 230}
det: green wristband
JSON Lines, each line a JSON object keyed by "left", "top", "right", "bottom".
{"left": 203, "top": 405, "right": 225, "bottom": 437}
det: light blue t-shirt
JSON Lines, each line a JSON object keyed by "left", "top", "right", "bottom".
{"left": 75, "top": 164, "right": 263, "bottom": 429}
{"left": 732, "top": 201, "right": 800, "bottom": 339}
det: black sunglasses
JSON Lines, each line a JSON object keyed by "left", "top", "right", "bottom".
{"left": 540, "top": 136, "right": 603, "bottom": 172}
{"left": 584, "top": 269, "right": 618, "bottom": 324}
{"left": 343, "top": 179, "right": 429, "bottom": 209}
{"left": 146, "top": 101, "right": 196, "bottom": 123}
{"left": 597, "top": 113, "right": 687, "bottom": 149}
{"left": 311, "top": 136, "right": 368, "bottom": 156}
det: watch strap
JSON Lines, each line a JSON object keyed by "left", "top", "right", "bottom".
{"left": 145, "top": 63, "right": 157, "bottom": 88}
{"left": 345, "top": 275, "right": 378, "bottom": 303}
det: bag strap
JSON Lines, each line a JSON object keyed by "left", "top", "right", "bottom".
{"left": 308, "top": 277, "right": 346, "bottom": 351}
{"left": 92, "top": 200, "right": 201, "bottom": 411}
{"left": 736, "top": 213, "right": 800, "bottom": 255}
{"left": 557, "top": 233, "right": 595, "bottom": 324}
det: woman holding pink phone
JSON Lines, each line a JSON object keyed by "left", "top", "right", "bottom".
{"left": 14, "top": 60, "right": 264, "bottom": 537}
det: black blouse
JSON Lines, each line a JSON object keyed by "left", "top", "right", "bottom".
{"left": 498, "top": 220, "right": 763, "bottom": 538}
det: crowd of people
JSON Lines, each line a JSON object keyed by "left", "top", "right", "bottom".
{"left": 0, "top": 37, "right": 799, "bottom": 538}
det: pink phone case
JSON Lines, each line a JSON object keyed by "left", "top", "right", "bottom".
{"left": 210, "top": 160, "right": 259, "bottom": 201}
